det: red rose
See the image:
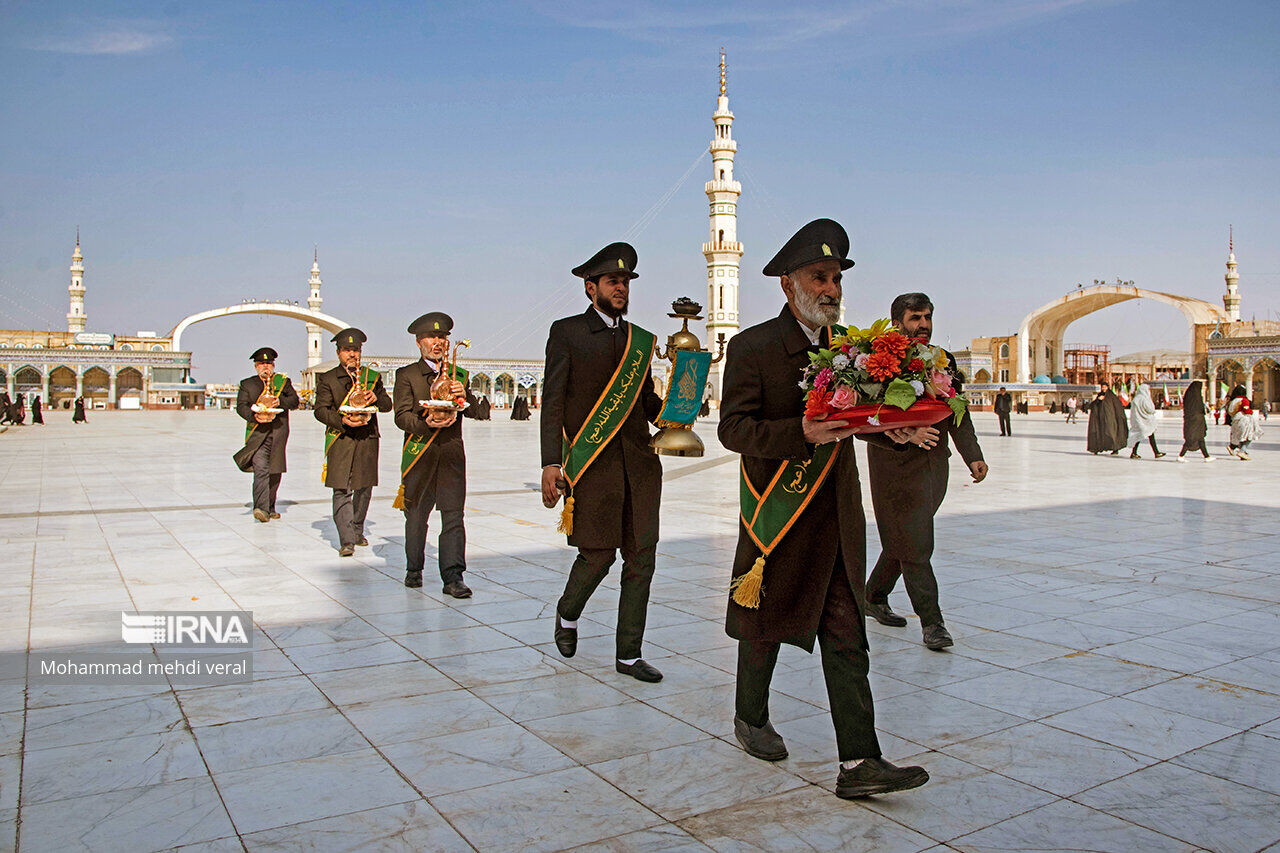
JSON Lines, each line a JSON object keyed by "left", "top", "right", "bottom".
{"left": 908, "top": 358, "right": 924, "bottom": 372}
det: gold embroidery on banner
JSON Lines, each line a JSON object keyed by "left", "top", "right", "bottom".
{"left": 781, "top": 458, "right": 812, "bottom": 494}
{"left": 585, "top": 346, "right": 644, "bottom": 445}
{"left": 676, "top": 362, "right": 699, "bottom": 401}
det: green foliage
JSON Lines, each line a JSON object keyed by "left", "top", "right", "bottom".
{"left": 947, "top": 394, "right": 968, "bottom": 426}
{"left": 883, "top": 378, "right": 917, "bottom": 411}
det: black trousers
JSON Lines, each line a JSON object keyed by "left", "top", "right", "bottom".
{"left": 556, "top": 489, "right": 655, "bottom": 660}
{"left": 865, "top": 551, "right": 943, "bottom": 626}
{"left": 1179, "top": 438, "right": 1209, "bottom": 457}
{"left": 331, "top": 487, "right": 371, "bottom": 547}
{"left": 1132, "top": 435, "right": 1160, "bottom": 454}
{"left": 735, "top": 559, "right": 881, "bottom": 762}
{"left": 404, "top": 467, "right": 466, "bottom": 584}
{"left": 997, "top": 412, "right": 1012, "bottom": 435}
{"left": 251, "top": 432, "right": 281, "bottom": 514}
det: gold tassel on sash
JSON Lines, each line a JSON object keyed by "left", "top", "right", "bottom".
{"left": 392, "top": 484, "right": 406, "bottom": 510}
{"left": 321, "top": 462, "right": 327, "bottom": 484}
{"left": 557, "top": 495, "right": 574, "bottom": 536}
{"left": 730, "top": 556, "right": 766, "bottom": 609}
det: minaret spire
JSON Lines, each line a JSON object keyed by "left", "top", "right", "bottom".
{"left": 1223, "top": 225, "right": 1241, "bottom": 322}
{"left": 703, "top": 49, "right": 743, "bottom": 403}
{"left": 306, "top": 249, "right": 324, "bottom": 368}
{"left": 67, "top": 231, "right": 86, "bottom": 333}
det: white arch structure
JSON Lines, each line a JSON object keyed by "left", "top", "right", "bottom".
{"left": 169, "top": 302, "right": 352, "bottom": 354}
{"left": 1016, "top": 284, "right": 1226, "bottom": 383}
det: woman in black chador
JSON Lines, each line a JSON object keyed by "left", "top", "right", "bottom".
{"left": 12, "top": 394, "right": 25, "bottom": 425}
{"left": 0, "top": 393, "right": 11, "bottom": 425}
{"left": 1177, "top": 380, "right": 1212, "bottom": 461}
{"left": 1086, "top": 383, "right": 1126, "bottom": 454}
{"left": 31, "top": 395, "right": 44, "bottom": 424}
{"left": 72, "top": 396, "right": 88, "bottom": 423}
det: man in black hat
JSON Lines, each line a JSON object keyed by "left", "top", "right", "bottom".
{"left": 541, "top": 242, "right": 666, "bottom": 683}
{"left": 314, "top": 328, "right": 392, "bottom": 556}
{"left": 393, "top": 312, "right": 479, "bottom": 597}
{"left": 235, "top": 347, "right": 300, "bottom": 522}
{"left": 718, "top": 218, "right": 934, "bottom": 798}
{"left": 864, "top": 293, "right": 987, "bottom": 650}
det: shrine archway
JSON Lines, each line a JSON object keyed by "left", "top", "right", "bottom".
{"left": 169, "top": 302, "right": 352, "bottom": 353}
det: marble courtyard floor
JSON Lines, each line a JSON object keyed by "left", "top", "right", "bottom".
{"left": 0, "top": 407, "right": 1277, "bottom": 852}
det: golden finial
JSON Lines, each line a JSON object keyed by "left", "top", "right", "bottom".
{"left": 1229, "top": 224, "right": 1233, "bottom": 254}
{"left": 719, "top": 48, "right": 727, "bottom": 96}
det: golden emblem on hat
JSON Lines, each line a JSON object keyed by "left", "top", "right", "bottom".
{"left": 618, "top": 259, "right": 625, "bottom": 269}
{"left": 822, "top": 244, "right": 832, "bottom": 256}
{"left": 434, "top": 322, "right": 440, "bottom": 330}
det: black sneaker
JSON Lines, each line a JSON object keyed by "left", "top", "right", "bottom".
{"left": 734, "top": 715, "right": 788, "bottom": 761}
{"left": 836, "top": 756, "right": 929, "bottom": 798}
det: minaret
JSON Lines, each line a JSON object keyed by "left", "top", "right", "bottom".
{"left": 1223, "top": 226, "right": 1240, "bottom": 322}
{"left": 67, "top": 229, "right": 86, "bottom": 333}
{"left": 306, "top": 248, "right": 323, "bottom": 368}
{"left": 703, "top": 49, "right": 743, "bottom": 399}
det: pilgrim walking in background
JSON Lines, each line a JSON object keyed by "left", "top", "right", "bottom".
{"left": 1177, "top": 380, "right": 1213, "bottom": 462}
{"left": 234, "top": 347, "right": 300, "bottom": 522}
{"left": 1226, "top": 385, "right": 1259, "bottom": 460}
{"left": 0, "top": 393, "right": 10, "bottom": 425}
{"left": 1086, "top": 383, "right": 1127, "bottom": 454}
{"left": 994, "top": 387, "right": 1012, "bottom": 435}
{"left": 1065, "top": 395, "right": 1079, "bottom": 423}
{"left": 72, "top": 396, "right": 87, "bottom": 423}
{"left": 31, "top": 395, "right": 44, "bottom": 424}
{"left": 541, "top": 242, "right": 666, "bottom": 683}
{"left": 1127, "top": 383, "right": 1164, "bottom": 459}
{"left": 12, "top": 394, "right": 25, "bottom": 425}
{"left": 718, "top": 218, "right": 932, "bottom": 799}
{"left": 864, "top": 293, "right": 988, "bottom": 651}
{"left": 314, "top": 328, "right": 392, "bottom": 556}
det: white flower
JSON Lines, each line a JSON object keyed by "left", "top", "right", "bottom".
{"left": 910, "top": 380, "right": 925, "bottom": 396}
{"left": 854, "top": 353, "right": 870, "bottom": 369}
{"left": 797, "top": 380, "right": 808, "bottom": 389}
{"left": 867, "top": 415, "right": 880, "bottom": 426}
{"left": 832, "top": 354, "right": 849, "bottom": 369}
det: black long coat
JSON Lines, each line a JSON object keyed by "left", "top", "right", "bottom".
{"left": 540, "top": 307, "right": 663, "bottom": 550}
{"left": 1086, "top": 390, "right": 1127, "bottom": 452}
{"left": 235, "top": 375, "right": 300, "bottom": 474}
{"left": 993, "top": 391, "right": 1013, "bottom": 415}
{"left": 392, "top": 359, "right": 478, "bottom": 506}
{"left": 314, "top": 365, "right": 392, "bottom": 489}
{"left": 717, "top": 305, "right": 902, "bottom": 650}
{"left": 868, "top": 352, "right": 984, "bottom": 565}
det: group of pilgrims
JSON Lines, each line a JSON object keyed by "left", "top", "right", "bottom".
{"left": 1085, "top": 379, "right": 1262, "bottom": 461}
{"left": 230, "top": 218, "right": 991, "bottom": 800}
{"left": 0, "top": 393, "right": 89, "bottom": 426}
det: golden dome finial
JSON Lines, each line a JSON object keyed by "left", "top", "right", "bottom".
{"left": 719, "top": 48, "right": 727, "bottom": 96}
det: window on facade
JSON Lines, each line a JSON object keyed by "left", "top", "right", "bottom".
{"left": 719, "top": 286, "right": 723, "bottom": 309}
{"left": 718, "top": 229, "right": 724, "bottom": 244}
{"left": 719, "top": 170, "right": 724, "bottom": 180}
{"left": 151, "top": 344, "right": 163, "bottom": 351}
{"left": 1000, "top": 369, "right": 1009, "bottom": 382}
{"left": 999, "top": 344, "right": 1009, "bottom": 358}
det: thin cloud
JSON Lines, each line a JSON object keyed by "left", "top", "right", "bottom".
{"left": 27, "top": 24, "right": 174, "bottom": 56}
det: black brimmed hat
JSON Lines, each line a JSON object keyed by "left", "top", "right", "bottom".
{"left": 251, "top": 347, "right": 278, "bottom": 363}
{"left": 407, "top": 312, "right": 453, "bottom": 336}
{"left": 331, "top": 328, "right": 367, "bottom": 348}
{"left": 572, "top": 242, "right": 639, "bottom": 280}
{"left": 762, "top": 219, "right": 854, "bottom": 277}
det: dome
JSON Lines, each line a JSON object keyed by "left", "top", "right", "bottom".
{"left": 1033, "top": 374, "right": 1051, "bottom": 384}
{"left": 1051, "top": 375, "right": 1068, "bottom": 384}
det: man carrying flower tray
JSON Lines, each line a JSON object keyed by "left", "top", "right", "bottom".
{"left": 718, "top": 218, "right": 938, "bottom": 799}
{"left": 864, "top": 293, "right": 987, "bottom": 650}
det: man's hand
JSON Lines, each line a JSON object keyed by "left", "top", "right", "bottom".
{"left": 341, "top": 413, "right": 370, "bottom": 428}
{"left": 425, "top": 409, "right": 457, "bottom": 428}
{"left": 541, "top": 465, "right": 566, "bottom": 508}
{"left": 254, "top": 411, "right": 274, "bottom": 423}
{"left": 449, "top": 380, "right": 465, "bottom": 397}
{"left": 969, "top": 460, "right": 989, "bottom": 483}
{"left": 802, "top": 415, "right": 857, "bottom": 445}
{"left": 259, "top": 394, "right": 279, "bottom": 409}
{"left": 885, "top": 425, "right": 941, "bottom": 447}
{"left": 350, "top": 388, "right": 376, "bottom": 407}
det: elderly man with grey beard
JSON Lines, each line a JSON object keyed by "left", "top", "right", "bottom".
{"left": 718, "top": 218, "right": 936, "bottom": 799}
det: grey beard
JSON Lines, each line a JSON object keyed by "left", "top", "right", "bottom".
{"left": 793, "top": 286, "right": 841, "bottom": 328}
{"left": 594, "top": 293, "right": 629, "bottom": 319}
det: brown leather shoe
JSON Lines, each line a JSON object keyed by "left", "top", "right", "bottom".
{"left": 836, "top": 756, "right": 929, "bottom": 798}
{"left": 404, "top": 570, "right": 423, "bottom": 588}
{"left": 269, "top": 512, "right": 281, "bottom": 519}
{"left": 338, "top": 544, "right": 355, "bottom": 557}
{"left": 253, "top": 509, "right": 269, "bottom": 523}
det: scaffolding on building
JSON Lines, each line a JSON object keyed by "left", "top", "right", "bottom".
{"left": 1064, "top": 344, "right": 1110, "bottom": 386}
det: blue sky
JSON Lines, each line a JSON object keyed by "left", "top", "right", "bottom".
{"left": 2, "top": 0, "right": 1277, "bottom": 382}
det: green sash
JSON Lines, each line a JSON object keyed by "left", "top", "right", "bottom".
{"left": 244, "top": 373, "right": 287, "bottom": 443}
{"left": 322, "top": 365, "right": 381, "bottom": 483}
{"left": 392, "top": 365, "right": 469, "bottom": 509}
{"left": 557, "top": 323, "right": 657, "bottom": 535}
{"left": 730, "top": 322, "right": 846, "bottom": 609}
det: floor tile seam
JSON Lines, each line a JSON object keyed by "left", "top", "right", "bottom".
{"left": 230, "top": 801, "right": 478, "bottom": 851}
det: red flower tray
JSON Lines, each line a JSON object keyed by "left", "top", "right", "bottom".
{"left": 812, "top": 398, "right": 954, "bottom": 434}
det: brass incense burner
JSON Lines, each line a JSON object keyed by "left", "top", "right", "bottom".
{"left": 650, "top": 298, "right": 725, "bottom": 458}
{"left": 430, "top": 339, "right": 471, "bottom": 406}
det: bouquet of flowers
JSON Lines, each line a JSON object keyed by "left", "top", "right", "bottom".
{"left": 800, "top": 319, "right": 968, "bottom": 433}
